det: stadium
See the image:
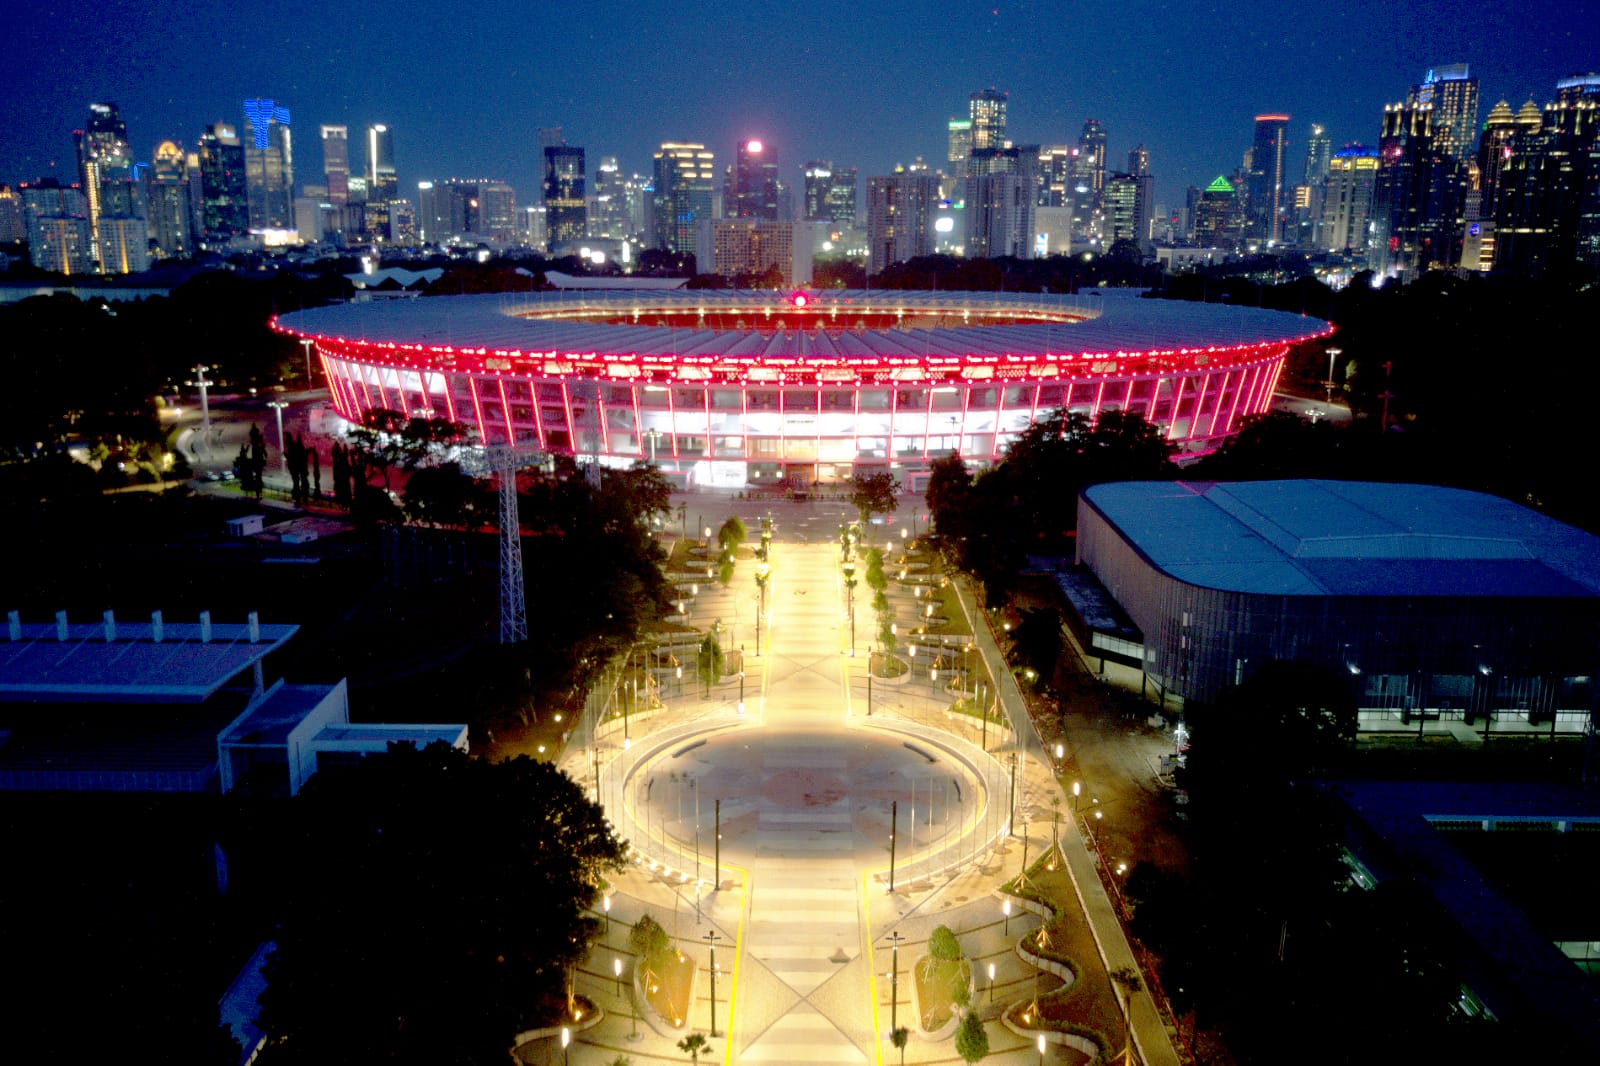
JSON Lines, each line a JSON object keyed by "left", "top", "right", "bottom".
{"left": 274, "top": 289, "right": 1330, "bottom": 489}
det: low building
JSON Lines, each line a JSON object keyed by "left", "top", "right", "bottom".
{"left": 0, "top": 609, "right": 466, "bottom": 796}
{"left": 1071, "top": 480, "right": 1600, "bottom": 734}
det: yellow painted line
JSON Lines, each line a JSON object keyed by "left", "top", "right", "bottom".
{"left": 863, "top": 866, "right": 883, "bottom": 1066}
{"left": 722, "top": 865, "right": 750, "bottom": 1066}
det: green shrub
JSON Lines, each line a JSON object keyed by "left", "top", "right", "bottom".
{"left": 630, "top": 913, "right": 670, "bottom": 968}
{"left": 929, "top": 924, "right": 962, "bottom": 961}
{"left": 954, "top": 1010, "right": 989, "bottom": 1063}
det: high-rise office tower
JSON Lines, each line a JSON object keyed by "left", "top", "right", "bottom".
{"left": 321, "top": 125, "right": 350, "bottom": 204}
{"left": 590, "top": 156, "right": 631, "bottom": 239}
{"left": 146, "top": 141, "right": 193, "bottom": 259}
{"left": 75, "top": 102, "right": 142, "bottom": 272}
{"left": 1408, "top": 64, "right": 1480, "bottom": 167}
{"left": 1247, "top": 114, "right": 1290, "bottom": 243}
{"left": 1303, "top": 124, "right": 1332, "bottom": 186}
{"left": 1493, "top": 75, "right": 1600, "bottom": 275}
{"left": 1039, "top": 146, "right": 1072, "bottom": 207}
{"left": 866, "top": 171, "right": 938, "bottom": 268}
{"left": 969, "top": 90, "right": 1008, "bottom": 152}
{"left": 653, "top": 142, "right": 715, "bottom": 254}
{"left": 1192, "top": 176, "right": 1236, "bottom": 248}
{"left": 1078, "top": 120, "right": 1108, "bottom": 193}
{"left": 242, "top": 98, "right": 293, "bottom": 231}
{"left": 197, "top": 122, "right": 248, "bottom": 241}
{"left": 1319, "top": 145, "right": 1379, "bottom": 253}
{"left": 415, "top": 181, "right": 444, "bottom": 244}
{"left": 363, "top": 124, "right": 396, "bottom": 241}
{"left": 731, "top": 140, "right": 779, "bottom": 220}
{"left": 1102, "top": 174, "right": 1141, "bottom": 250}
{"left": 802, "top": 161, "right": 834, "bottom": 221}
{"left": 1127, "top": 146, "right": 1154, "bottom": 251}
{"left": 544, "top": 144, "right": 587, "bottom": 245}
{"left": 1371, "top": 102, "right": 1463, "bottom": 274}
{"left": 1475, "top": 99, "right": 1520, "bottom": 223}
{"left": 825, "top": 166, "right": 857, "bottom": 227}
{"left": 948, "top": 119, "right": 973, "bottom": 179}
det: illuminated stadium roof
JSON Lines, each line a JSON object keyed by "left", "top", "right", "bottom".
{"left": 1082, "top": 481, "right": 1600, "bottom": 598}
{"left": 277, "top": 289, "right": 1328, "bottom": 365}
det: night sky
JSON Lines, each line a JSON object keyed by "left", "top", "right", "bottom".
{"left": 5, "top": 0, "right": 1599, "bottom": 212}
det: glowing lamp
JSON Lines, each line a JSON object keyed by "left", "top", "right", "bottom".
{"left": 746, "top": 139, "right": 763, "bottom": 153}
{"left": 791, "top": 292, "right": 809, "bottom": 308}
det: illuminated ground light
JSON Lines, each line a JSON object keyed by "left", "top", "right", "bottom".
{"left": 275, "top": 289, "right": 1330, "bottom": 484}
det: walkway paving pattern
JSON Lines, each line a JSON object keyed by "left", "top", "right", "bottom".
{"left": 547, "top": 496, "right": 1181, "bottom": 1066}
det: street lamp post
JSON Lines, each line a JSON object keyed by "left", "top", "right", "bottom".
{"left": 299, "top": 337, "right": 315, "bottom": 386}
{"left": 842, "top": 557, "right": 857, "bottom": 656}
{"left": 754, "top": 560, "right": 770, "bottom": 656}
{"left": 703, "top": 930, "right": 723, "bottom": 1036}
{"left": 1003, "top": 898, "right": 1012, "bottom": 936}
{"left": 988, "top": 961, "right": 996, "bottom": 1004}
{"left": 267, "top": 400, "right": 290, "bottom": 476}
{"left": 613, "top": 956, "right": 623, "bottom": 997}
{"left": 193, "top": 365, "right": 212, "bottom": 444}
{"left": 887, "top": 931, "right": 905, "bottom": 1032}
{"left": 560, "top": 1026, "right": 570, "bottom": 1066}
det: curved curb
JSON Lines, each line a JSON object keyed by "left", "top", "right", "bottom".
{"left": 510, "top": 1001, "right": 604, "bottom": 1049}
{"left": 633, "top": 956, "right": 700, "bottom": 1038}
{"left": 999, "top": 1010, "right": 1103, "bottom": 1062}
{"left": 909, "top": 956, "right": 975, "bottom": 1041}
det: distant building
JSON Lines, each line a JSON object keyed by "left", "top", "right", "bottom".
{"left": 1371, "top": 100, "right": 1464, "bottom": 275}
{"left": 730, "top": 140, "right": 779, "bottom": 220}
{"left": 1319, "top": 145, "right": 1379, "bottom": 254}
{"left": 75, "top": 102, "right": 138, "bottom": 273}
{"left": 98, "top": 214, "right": 149, "bottom": 274}
{"left": 1410, "top": 63, "right": 1480, "bottom": 167}
{"left": 364, "top": 124, "right": 397, "bottom": 241}
{"left": 543, "top": 144, "right": 586, "bottom": 245}
{"left": 947, "top": 119, "right": 973, "bottom": 179}
{"left": 1492, "top": 75, "right": 1600, "bottom": 276}
{"left": 802, "top": 160, "right": 856, "bottom": 225}
{"left": 21, "top": 178, "right": 93, "bottom": 274}
{"left": 653, "top": 142, "right": 715, "bottom": 255}
{"left": 589, "top": 155, "right": 631, "bottom": 239}
{"left": 696, "top": 219, "right": 816, "bottom": 285}
{"left": 197, "top": 122, "right": 249, "bottom": 243}
{"left": 145, "top": 141, "right": 193, "bottom": 259}
{"left": 965, "top": 146, "right": 1039, "bottom": 259}
{"left": 866, "top": 171, "right": 938, "bottom": 269}
{"left": 0, "top": 184, "right": 26, "bottom": 243}
{"left": 321, "top": 125, "right": 350, "bottom": 204}
{"left": 1247, "top": 114, "right": 1290, "bottom": 243}
{"left": 242, "top": 98, "right": 294, "bottom": 232}
{"left": 969, "top": 89, "right": 1007, "bottom": 152}
{"left": 1191, "top": 175, "right": 1236, "bottom": 249}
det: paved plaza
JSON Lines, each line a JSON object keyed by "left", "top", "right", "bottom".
{"left": 544, "top": 495, "right": 1181, "bottom": 1066}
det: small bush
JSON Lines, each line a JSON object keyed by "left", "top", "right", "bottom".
{"left": 630, "top": 913, "right": 671, "bottom": 968}
{"left": 929, "top": 924, "right": 962, "bottom": 961}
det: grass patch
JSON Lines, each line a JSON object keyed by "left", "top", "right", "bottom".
{"left": 914, "top": 954, "right": 972, "bottom": 1032}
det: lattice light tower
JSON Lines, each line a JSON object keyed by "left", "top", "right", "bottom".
{"left": 457, "top": 444, "right": 545, "bottom": 644}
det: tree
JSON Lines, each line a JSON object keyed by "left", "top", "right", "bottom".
{"left": 928, "top": 924, "right": 962, "bottom": 961}
{"left": 891, "top": 1026, "right": 910, "bottom": 1066}
{"left": 850, "top": 470, "right": 900, "bottom": 525}
{"left": 696, "top": 627, "right": 725, "bottom": 697}
{"left": 1011, "top": 608, "right": 1065, "bottom": 693}
{"left": 716, "top": 515, "right": 747, "bottom": 552}
{"left": 403, "top": 462, "right": 489, "bottom": 529}
{"left": 924, "top": 453, "right": 972, "bottom": 550}
{"left": 954, "top": 1010, "right": 990, "bottom": 1063}
{"left": 255, "top": 743, "right": 627, "bottom": 1065}
{"left": 677, "top": 1032, "right": 712, "bottom": 1066}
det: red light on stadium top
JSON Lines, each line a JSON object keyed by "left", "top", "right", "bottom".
{"left": 790, "top": 292, "right": 809, "bottom": 308}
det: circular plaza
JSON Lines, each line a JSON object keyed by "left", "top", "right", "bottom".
{"left": 275, "top": 289, "right": 1330, "bottom": 489}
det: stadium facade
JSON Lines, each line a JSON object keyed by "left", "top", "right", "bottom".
{"left": 275, "top": 290, "right": 1329, "bottom": 488}
{"left": 1073, "top": 480, "right": 1600, "bottom": 735}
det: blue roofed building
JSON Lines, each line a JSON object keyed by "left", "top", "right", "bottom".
{"left": 1073, "top": 480, "right": 1600, "bottom": 735}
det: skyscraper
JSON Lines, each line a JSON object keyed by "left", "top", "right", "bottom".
{"left": 1192, "top": 176, "right": 1237, "bottom": 248}
{"left": 590, "top": 156, "right": 631, "bottom": 239}
{"left": 947, "top": 119, "right": 973, "bottom": 179}
{"left": 1409, "top": 64, "right": 1480, "bottom": 167}
{"left": 969, "top": 90, "right": 1007, "bottom": 152}
{"left": 543, "top": 144, "right": 587, "bottom": 245}
{"left": 146, "top": 141, "right": 193, "bottom": 259}
{"left": 1247, "top": 114, "right": 1290, "bottom": 243}
{"left": 653, "top": 142, "right": 715, "bottom": 254}
{"left": 964, "top": 147, "right": 1038, "bottom": 259}
{"left": 1492, "top": 75, "right": 1600, "bottom": 275}
{"left": 1371, "top": 101, "right": 1463, "bottom": 274}
{"left": 731, "top": 140, "right": 779, "bottom": 220}
{"left": 1319, "top": 145, "right": 1379, "bottom": 253}
{"left": 1303, "top": 124, "right": 1332, "bottom": 186}
{"left": 22, "top": 178, "right": 93, "bottom": 274}
{"left": 242, "top": 98, "right": 293, "bottom": 231}
{"left": 321, "top": 125, "right": 350, "bottom": 204}
{"left": 363, "top": 124, "right": 396, "bottom": 241}
{"left": 1127, "top": 146, "right": 1154, "bottom": 252}
{"left": 75, "top": 102, "right": 143, "bottom": 272}
{"left": 1475, "top": 99, "right": 1521, "bottom": 223}
{"left": 1077, "top": 119, "right": 1108, "bottom": 194}
{"left": 826, "top": 166, "right": 857, "bottom": 227}
{"left": 866, "top": 171, "right": 938, "bottom": 268}
{"left": 197, "top": 122, "right": 248, "bottom": 241}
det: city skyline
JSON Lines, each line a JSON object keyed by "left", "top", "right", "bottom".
{"left": 6, "top": 0, "right": 1599, "bottom": 212}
